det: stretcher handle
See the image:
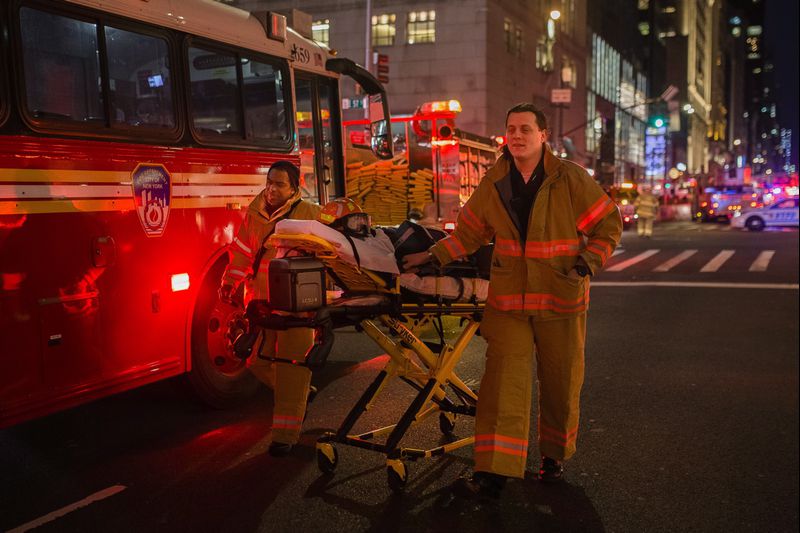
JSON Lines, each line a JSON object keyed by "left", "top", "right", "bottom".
{"left": 233, "top": 308, "right": 335, "bottom": 369}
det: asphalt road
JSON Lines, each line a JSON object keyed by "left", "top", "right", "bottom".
{"left": 1, "top": 222, "right": 797, "bottom": 533}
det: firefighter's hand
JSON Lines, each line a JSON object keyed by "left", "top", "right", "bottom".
{"left": 402, "top": 250, "right": 432, "bottom": 273}
{"left": 218, "top": 284, "right": 236, "bottom": 305}
{"left": 566, "top": 269, "right": 583, "bottom": 280}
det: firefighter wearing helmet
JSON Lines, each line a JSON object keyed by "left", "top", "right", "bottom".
{"left": 317, "top": 197, "right": 373, "bottom": 237}
{"left": 218, "top": 161, "right": 321, "bottom": 457}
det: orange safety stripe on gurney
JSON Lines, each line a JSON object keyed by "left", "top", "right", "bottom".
{"left": 539, "top": 423, "right": 578, "bottom": 447}
{"left": 474, "top": 433, "right": 529, "bottom": 456}
{"left": 576, "top": 196, "right": 615, "bottom": 233}
{"left": 272, "top": 414, "right": 303, "bottom": 429}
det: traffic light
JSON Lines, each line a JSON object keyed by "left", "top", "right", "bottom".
{"left": 649, "top": 115, "right": 667, "bottom": 128}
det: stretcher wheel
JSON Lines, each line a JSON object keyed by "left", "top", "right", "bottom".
{"left": 438, "top": 412, "right": 456, "bottom": 434}
{"left": 316, "top": 443, "right": 338, "bottom": 474}
{"left": 386, "top": 459, "right": 408, "bottom": 493}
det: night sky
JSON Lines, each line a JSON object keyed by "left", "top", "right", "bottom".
{"left": 764, "top": 0, "right": 799, "bottom": 168}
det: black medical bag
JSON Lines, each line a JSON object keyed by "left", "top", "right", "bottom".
{"left": 268, "top": 257, "right": 326, "bottom": 312}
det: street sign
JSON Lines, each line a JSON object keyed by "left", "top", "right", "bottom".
{"left": 375, "top": 53, "right": 389, "bottom": 84}
{"left": 550, "top": 88, "right": 572, "bottom": 104}
{"left": 341, "top": 97, "right": 365, "bottom": 110}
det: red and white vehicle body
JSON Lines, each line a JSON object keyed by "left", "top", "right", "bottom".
{"left": 0, "top": 0, "right": 390, "bottom": 427}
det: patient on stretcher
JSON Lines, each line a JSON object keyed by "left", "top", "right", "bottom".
{"left": 274, "top": 210, "right": 488, "bottom": 303}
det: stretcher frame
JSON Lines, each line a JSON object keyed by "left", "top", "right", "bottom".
{"left": 252, "top": 233, "right": 484, "bottom": 492}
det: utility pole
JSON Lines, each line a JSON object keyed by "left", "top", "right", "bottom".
{"left": 364, "top": 0, "right": 372, "bottom": 119}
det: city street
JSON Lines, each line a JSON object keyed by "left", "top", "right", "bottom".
{"left": 1, "top": 222, "right": 797, "bottom": 533}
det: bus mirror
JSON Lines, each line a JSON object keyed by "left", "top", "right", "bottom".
{"left": 369, "top": 94, "right": 393, "bottom": 160}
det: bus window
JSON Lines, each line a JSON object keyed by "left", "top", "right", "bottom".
{"left": 104, "top": 26, "right": 175, "bottom": 129}
{"left": 188, "top": 46, "right": 240, "bottom": 139}
{"left": 19, "top": 7, "right": 104, "bottom": 122}
{"left": 242, "top": 58, "right": 289, "bottom": 143}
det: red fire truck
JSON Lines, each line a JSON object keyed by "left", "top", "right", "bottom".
{"left": 0, "top": 0, "right": 391, "bottom": 427}
{"left": 343, "top": 100, "right": 499, "bottom": 228}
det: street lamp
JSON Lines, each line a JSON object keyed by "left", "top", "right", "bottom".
{"left": 550, "top": 9, "right": 561, "bottom": 20}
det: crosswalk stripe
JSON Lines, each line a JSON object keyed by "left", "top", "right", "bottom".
{"left": 653, "top": 249, "right": 698, "bottom": 272}
{"left": 749, "top": 250, "right": 775, "bottom": 271}
{"left": 606, "top": 249, "right": 660, "bottom": 272}
{"left": 700, "top": 249, "right": 735, "bottom": 272}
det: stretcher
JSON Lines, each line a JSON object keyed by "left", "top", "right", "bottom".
{"left": 237, "top": 228, "right": 485, "bottom": 492}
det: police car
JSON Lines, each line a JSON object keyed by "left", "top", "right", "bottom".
{"left": 731, "top": 197, "right": 799, "bottom": 231}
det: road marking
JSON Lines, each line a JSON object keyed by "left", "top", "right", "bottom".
{"left": 749, "top": 250, "right": 775, "bottom": 272}
{"left": 611, "top": 248, "right": 625, "bottom": 257}
{"left": 592, "top": 281, "right": 798, "bottom": 290}
{"left": 653, "top": 249, "right": 698, "bottom": 272}
{"left": 700, "top": 249, "right": 735, "bottom": 272}
{"left": 606, "top": 249, "right": 660, "bottom": 272}
{"left": 8, "top": 485, "right": 127, "bottom": 533}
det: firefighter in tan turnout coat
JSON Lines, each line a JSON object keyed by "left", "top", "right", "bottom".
{"left": 219, "top": 161, "right": 321, "bottom": 457}
{"left": 404, "top": 104, "right": 621, "bottom": 497}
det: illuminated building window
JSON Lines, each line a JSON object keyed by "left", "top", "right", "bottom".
{"left": 504, "top": 18, "right": 512, "bottom": 52}
{"left": 638, "top": 0, "right": 649, "bottom": 9}
{"left": 536, "top": 36, "right": 553, "bottom": 72}
{"left": 561, "top": 57, "right": 576, "bottom": 88}
{"left": 372, "top": 14, "right": 396, "bottom": 47}
{"left": 312, "top": 19, "right": 330, "bottom": 46}
{"left": 407, "top": 10, "right": 435, "bottom": 44}
{"left": 638, "top": 22, "right": 650, "bottom": 36}
{"left": 515, "top": 27, "right": 523, "bottom": 58}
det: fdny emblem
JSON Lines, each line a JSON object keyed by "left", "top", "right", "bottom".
{"left": 131, "top": 163, "right": 171, "bottom": 237}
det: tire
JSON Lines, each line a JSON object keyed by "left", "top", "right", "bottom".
{"left": 188, "top": 258, "right": 259, "bottom": 408}
{"left": 316, "top": 443, "right": 338, "bottom": 474}
{"left": 438, "top": 412, "right": 456, "bottom": 435}
{"left": 745, "top": 216, "right": 765, "bottom": 232}
{"left": 387, "top": 461, "right": 408, "bottom": 493}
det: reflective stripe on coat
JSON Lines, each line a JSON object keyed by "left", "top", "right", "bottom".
{"left": 430, "top": 149, "right": 622, "bottom": 318}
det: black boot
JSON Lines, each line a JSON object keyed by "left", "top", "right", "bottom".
{"left": 537, "top": 456, "right": 564, "bottom": 484}
{"left": 268, "top": 441, "right": 293, "bottom": 457}
{"left": 451, "top": 471, "right": 507, "bottom": 499}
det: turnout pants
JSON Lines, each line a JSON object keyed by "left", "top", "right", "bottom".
{"left": 637, "top": 216, "right": 654, "bottom": 236}
{"left": 248, "top": 328, "right": 314, "bottom": 445}
{"left": 475, "top": 308, "right": 587, "bottom": 478}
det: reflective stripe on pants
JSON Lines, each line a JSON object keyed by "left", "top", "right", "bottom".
{"left": 475, "top": 308, "right": 586, "bottom": 478}
{"left": 248, "top": 327, "right": 314, "bottom": 445}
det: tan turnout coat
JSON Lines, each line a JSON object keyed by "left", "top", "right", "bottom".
{"left": 430, "top": 150, "right": 622, "bottom": 318}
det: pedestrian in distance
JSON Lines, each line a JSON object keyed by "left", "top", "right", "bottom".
{"left": 219, "top": 160, "right": 321, "bottom": 457}
{"left": 634, "top": 185, "right": 659, "bottom": 238}
{"left": 403, "top": 103, "right": 622, "bottom": 499}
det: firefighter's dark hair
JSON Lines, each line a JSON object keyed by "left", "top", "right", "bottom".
{"left": 268, "top": 160, "right": 301, "bottom": 191}
{"left": 502, "top": 103, "right": 549, "bottom": 159}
